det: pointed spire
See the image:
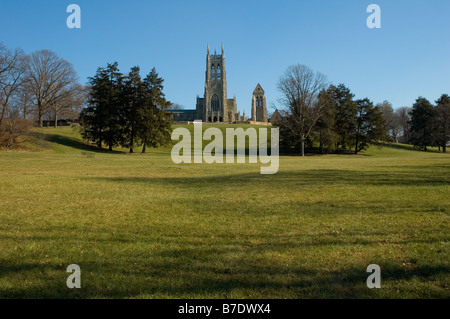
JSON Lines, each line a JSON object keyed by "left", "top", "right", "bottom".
{"left": 221, "top": 43, "right": 224, "bottom": 57}
{"left": 207, "top": 43, "right": 210, "bottom": 55}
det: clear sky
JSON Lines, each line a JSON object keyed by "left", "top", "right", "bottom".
{"left": 1, "top": 0, "right": 449, "bottom": 115}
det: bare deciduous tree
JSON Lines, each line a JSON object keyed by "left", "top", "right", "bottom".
{"left": 0, "top": 107, "right": 32, "bottom": 149}
{"left": 26, "top": 50, "right": 79, "bottom": 127}
{"left": 396, "top": 106, "right": 411, "bottom": 144}
{"left": 277, "top": 64, "right": 329, "bottom": 156}
{"left": 0, "top": 44, "right": 28, "bottom": 127}
{"left": 48, "top": 83, "right": 86, "bottom": 127}
{"left": 376, "top": 101, "right": 401, "bottom": 142}
{"left": 168, "top": 103, "right": 185, "bottom": 110}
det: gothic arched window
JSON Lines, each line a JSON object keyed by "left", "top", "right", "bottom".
{"left": 211, "top": 64, "right": 215, "bottom": 80}
{"left": 211, "top": 94, "right": 220, "bottom": 112}
{"left": 217, "top": 64, "right": 221, "bottom": 80}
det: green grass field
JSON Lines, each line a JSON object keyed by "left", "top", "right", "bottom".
{"left": 0, "top": 126, "right": 449, "bottom": 299}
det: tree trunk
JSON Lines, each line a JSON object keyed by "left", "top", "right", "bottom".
{"left": 300, "top": 139, "right": 305, "bottom": 157}
{"left": 142, "top": 139, "right": 147, "bottom": 154}
{"left": 443, "top": 144, "right": 447, "bottom": 153}
{"left": 0, "top": 105, "right": 6, "bottom": 128}
{"left": 54, "top": 112, "right": 58, "bottom": 128}
{"left": 319, "top": 130, "right": 323, "bottom": 154}
{"left": 38, "top": 102, "right": 44, "bottom": 127}
{"left": 129, "top": 131, "right": 134, "bottom": 153}
{"left": 108, "top": 128, "right": 113, "bottom": 151}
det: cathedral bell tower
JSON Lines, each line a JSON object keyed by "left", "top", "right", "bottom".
{"left": 196, "top": 44, "right": 237, "bottom": 122}
{"left": 251, "top": 83, "right": 268, "bottom": 123}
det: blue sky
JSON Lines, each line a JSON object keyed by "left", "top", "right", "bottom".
{"left": 1, "top": 0, "right": 449, "bottom": 115}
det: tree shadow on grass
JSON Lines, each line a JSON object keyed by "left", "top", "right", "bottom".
{"left": 0, "top": 220, "right": 448, "bottom": 299}
{"left": 382, "top": 143, "right": 447, "bottom": 154}
{"left": 30, "top": 132, "right": 124, "bottom": 154}
{"left": 47, "top": 134, "right": 97, "bottom": 151}
{"left": 0, "top": 244, "right": 448, "bottom": 299}
{"left": 89, "top": 166, "right": 450, "bottom": 188}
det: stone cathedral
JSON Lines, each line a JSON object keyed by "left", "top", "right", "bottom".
{"left": 167, "top": 45, "right": 268, "bottom": 124}
{"left": 196, "top": 45, "right": 237, "bottom": 123}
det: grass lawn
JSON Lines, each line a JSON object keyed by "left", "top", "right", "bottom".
{"left": 0, "top": 126, "right": 448, "bottom": 298}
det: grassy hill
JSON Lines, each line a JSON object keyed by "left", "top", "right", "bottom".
{"left": 0, "top": 126, "right": 448, "bottom": 298}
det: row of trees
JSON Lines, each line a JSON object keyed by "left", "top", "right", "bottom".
{"left": 0, "top": 43, "right": 85, "bottom": 129}
{"left": 276, "top": 65, "right": 386, "bottom": 155}
{"left": 375, "top": 95, "right": 450, "bottom": 153}
{"left": 364, "top": 96, "right": 450, "bottom": 152}
{"left": 275, "top": 64, "right": 449, "bottom": 155}
{"left": 80, "top": 63, "right": 172, "bottom": 153}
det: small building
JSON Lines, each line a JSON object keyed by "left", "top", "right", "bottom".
{"left": 270, "top": 110, "right": 282, "bottom": 125}
{"left": 164, "top": 109, "right": 196, "bottom": 122}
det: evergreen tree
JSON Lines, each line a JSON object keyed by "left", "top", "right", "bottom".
{"left": 433, "top": 94, "right": 450, "bottom": 153}
{"left": 410, "top": 97, "right": 434, "bottom": 151}
{"left": 80, "top": 62, "right": 124, "bottom": 151}
{"left": 81, "top": 64, "right": 172, "bottom": 153}
{"left": 329, "top": 84, "right": 358, "bottom": 150}
{"left": 139, "top": 68, "right": 172, "bottom": 153}
{"left": 122, "top": 66, "right": 145, "bottom": 153}
{"left": 354, "top": 98, "right": 386, "bottom": 154}
{"left": 313, "top": 88, "right": 338, "bottom": 154}
{"left": 80, "top": 66, "right": 109, "bottom": 148}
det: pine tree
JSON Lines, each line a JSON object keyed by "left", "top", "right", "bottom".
{"left": 433, "top": 94, "right": 450, "bottom": 153}
{"left": 81, "top": 64, "right": 172, "bottom": 153}
{"left": 354, "top": 98, "right": 386, "bottom": 154}
{"left": 313, "top": 88, "right": 338, "bottom": 154}
{"left": 410, "top": 97, "right": 434, "bottom": 151}
{"left": 122, "top": 66, "right": 145, "bottom": 153}
{"left": 80, "top": 62, "right": 124, "bottom": 151}
{"left": 139, "top": 68, "right": 172, "bottom": 153}
{"left": 329, "top": 84, "right": 358, "bottom": 150}
{"left": 80, "top": 66, "right": 109, "bottom": 148}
